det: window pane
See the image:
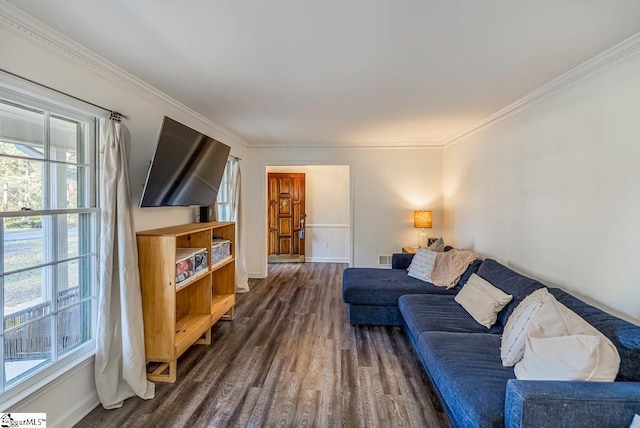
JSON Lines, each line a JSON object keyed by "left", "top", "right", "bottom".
{"left": 78, "top": 212, "right": 95, "bottom": 256}
{"left": 56, "top": 214, "right": 78, "bottom": 259}
{"left": 58, "top": 301, "right": 91, "bottom": 355}
{"left": 3, "top": 218, "right": 47, "bottom": 273}
{"left": 0, "top": 100, "right": 44, "bottom": 159}
{"left": 55, "top": 213, "right": 94, "bottom": 260}
{"left": 50, "top": 115, "right": 88, "bottom": 165}
{"left": 217, "top": 203, "right": 230, "bottom": 222}
{"left": 4, "top": 267, "right": 51, "bottom": 329}
{"left": 49, "top": 164, "right": 90, "bottom": 209}
{"left": 56, "top": 260, "right": 79, "bottom": 303}
{"left": 57, "top": 257, "right": 92, "bottom": 304}
{"left": 4, "top": 316, "right": 52, "bottom": 385}
{"left": 0, "top": 157, "right": 44, "bottom": 211}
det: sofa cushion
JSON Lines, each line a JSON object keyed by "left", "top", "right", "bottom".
{"left": 549, "top": 287, "right": 640, "bottom": 382}
{"left": 417, "top": 331, "right": 515, "bottom": 428}
{"left": 454, "top": 258, "right": 482, "bottom": 290}
{"left": 399, "top": 295, "right": 503, "bottom": 344}
{"left": 391, "top": 252, "right": 415, "bottom": 269}
{"left": 342, "top": 268, "right": 456, "bottom": 306}
{"left": 476, "top": 259, "right": 545, "bottom": 327}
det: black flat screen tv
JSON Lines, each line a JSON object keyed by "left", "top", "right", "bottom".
{"left": 139, "top": 116, "right": 231, "bottom": 207}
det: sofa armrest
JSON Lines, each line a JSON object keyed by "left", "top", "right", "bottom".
{"left": 505, "top": 379, "right": 640, "bottom": 428}
{"left": 391, "top": 253, "right": 414, "bottom": 269}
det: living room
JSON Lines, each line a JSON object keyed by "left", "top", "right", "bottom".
{"left": 1, "top": 1, "right": 640, "bottom": 427}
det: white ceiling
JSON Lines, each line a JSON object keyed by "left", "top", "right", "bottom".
{"left": 6, "top": 0, "right": 640, "bottom": 147}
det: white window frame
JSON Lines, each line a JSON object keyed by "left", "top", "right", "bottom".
{"left": 0, "top": 84, "right": 100, "bottom": 409}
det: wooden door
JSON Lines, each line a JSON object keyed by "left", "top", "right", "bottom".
{"left": 268, "top": 173, "right": 306, "bottom": 259}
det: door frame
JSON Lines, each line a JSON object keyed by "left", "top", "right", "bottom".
{"left": 262, "top": 162, "right": 353, "bottom": 273}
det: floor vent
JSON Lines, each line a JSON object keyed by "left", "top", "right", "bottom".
{"left": 378, "top": 254, "right": 392, "bottom": 266}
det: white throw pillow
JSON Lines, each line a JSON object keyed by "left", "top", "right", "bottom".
{"left": 427, "top": 237, "right": 445, "bottom": 252}
{"left": 454, "top": 274, "right": 513, "bottom": 328}
{"left": 501, "top": 288, "right": 549, "bottom": 367}
{"left": 407, "top": 248, "right": 438, "bottom": 283}
{"left": 514, "top": 294, "right": 620, "bottom": 382}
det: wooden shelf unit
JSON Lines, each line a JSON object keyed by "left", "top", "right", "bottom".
{"left": 137, "top": 221, "right": 236, "bottom": 383}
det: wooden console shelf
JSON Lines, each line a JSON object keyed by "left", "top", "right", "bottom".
{"left": 137, "top": 221, "right": 236, "bottom": 383}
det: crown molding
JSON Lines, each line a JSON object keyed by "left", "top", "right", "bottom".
{"left": 3, "top": 1, "right": 638, "bottom": 151}
{"left": 247, "top": 141, "right": 442, "bottom": 149}
{"left": 0, "top": 0, "right": 249, "bottom": 147}
{"left": 443, "top": 31, "right": 640, "bottom": 147}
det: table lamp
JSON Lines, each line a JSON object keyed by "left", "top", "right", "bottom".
{"left": 414, "top": 210, "right": 432, "bottom": 248}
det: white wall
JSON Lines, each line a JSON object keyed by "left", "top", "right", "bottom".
{"left": 0, "top": 12, "right": 247, "bottom": 425}
{"left": 267, "top": 165, "right": 350, "bottom": 263}
{"left": 8, "top": 1, "right": 638, "bottom": 423}
{"left": 247, "top": 147, "right": 443, "bottom": 277}
{"left": 443, "top": 52, "right": 640, "bottom": 322}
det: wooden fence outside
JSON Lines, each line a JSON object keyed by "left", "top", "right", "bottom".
{"left": 3, "top": 286, "right": 83, "bottom": 361}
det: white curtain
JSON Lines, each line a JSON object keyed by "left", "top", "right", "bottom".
{"left": 227, "top": 158, "right": 249, "bottom": 293}
{"left": 95, "top": 119, "right": 155, "bottom": 409}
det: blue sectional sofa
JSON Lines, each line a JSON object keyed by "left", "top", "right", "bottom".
{"left": 342, "top": 254, "right": 640, "bottom": 428}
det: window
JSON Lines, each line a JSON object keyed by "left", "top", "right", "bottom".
{"left": 216, "top": 159, "right": 232, "bottom": 221}
{"left": 0, "top": 92, "right": 97, "bottom": 395}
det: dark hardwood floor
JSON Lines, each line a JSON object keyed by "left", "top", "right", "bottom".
{"left": 77, "top": 263, "right": 450, "bottom": 428}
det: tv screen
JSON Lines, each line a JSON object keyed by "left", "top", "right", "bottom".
{"left": 139, "top": 116, "right": 231, "bottom": 207}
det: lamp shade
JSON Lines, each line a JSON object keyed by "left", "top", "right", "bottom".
{"left": 414, "top": 210, "right": 433, "bottom": 228}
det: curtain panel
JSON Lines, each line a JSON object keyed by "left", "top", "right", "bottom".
{"left": 95, "top": 119, "right": 154, "bottom": 408}
{"left": 219, "top": 158, "right": 249, "bottom": 293}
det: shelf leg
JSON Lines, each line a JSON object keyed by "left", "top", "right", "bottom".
{"left": 221, "top": 307, "right": 235, "bottom": 321}
{"left": 147, "top": 360, "right": 177, "bottom": 383}
{"left": 195, "top": 327, "right": 212, "bottom": 346}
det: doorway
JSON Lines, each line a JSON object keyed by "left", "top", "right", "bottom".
{"left": 265, "top": 164, "right": 351, "bottom": 268}
{"left": 267, "top": 172, "right": 306, "bottom": 263}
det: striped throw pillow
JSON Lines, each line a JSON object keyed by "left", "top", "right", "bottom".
{"left": 407, "top": 248, "right": 438, "bottom": 283}
{"left": 500, "top": 287, "right": 549, "bottom": 366}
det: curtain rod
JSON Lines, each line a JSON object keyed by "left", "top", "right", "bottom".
{"left": 1, "top": 67, "right": 129, "bottom": 121}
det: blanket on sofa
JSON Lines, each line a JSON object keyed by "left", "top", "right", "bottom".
{"left": 431, "top": 249, "right": 480, "bottom": 288}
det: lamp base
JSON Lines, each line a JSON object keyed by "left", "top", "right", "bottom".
{"left": 417, "top": 230, "right": 428, "bottom": 248}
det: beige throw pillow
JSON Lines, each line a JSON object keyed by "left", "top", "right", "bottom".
{"left": 514, "top": 294, "right": 620, "bottom": 382}
{"left": 501, "top": 288, "right": 549, "bottom": 367}
{"left": 427, "top": 237, "right": 445, "bottom": 252}
{"left": 454, "top": 274, "right": 513, "bottom": 328}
